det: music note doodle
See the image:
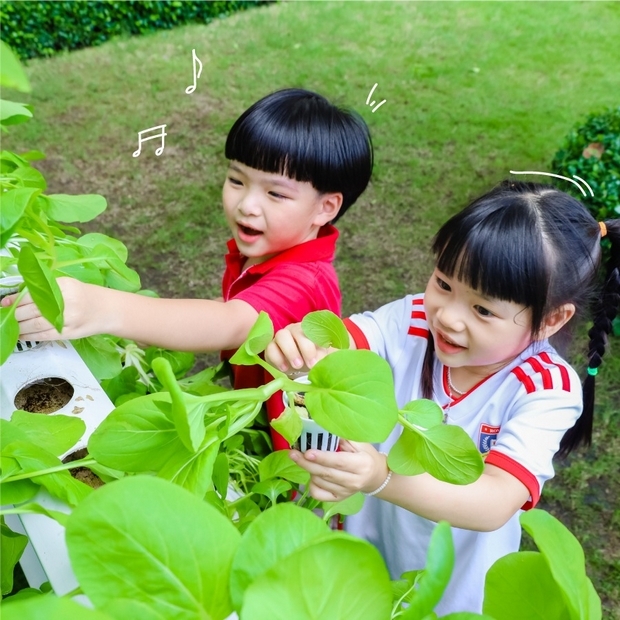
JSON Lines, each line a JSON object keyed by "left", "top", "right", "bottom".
{"left": 185, "top": 49, "right": 203, "bottom": 95}
{"left": 132, "top": 124, "right": 167, "bottom": 157}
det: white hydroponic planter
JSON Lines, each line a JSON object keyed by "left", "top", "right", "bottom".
{"left": 1, "top": 337, "right": 115, "bottom": 598}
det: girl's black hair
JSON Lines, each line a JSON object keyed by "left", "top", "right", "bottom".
{"left": 225, "top": 88, "right": 373, "bottom": 222}
{"left": 420, "top": 180, "right": 620, "bottom": 456}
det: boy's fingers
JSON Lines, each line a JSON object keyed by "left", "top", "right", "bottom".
{"left": 270, "top": 326, "right": 311, "bottom": 371}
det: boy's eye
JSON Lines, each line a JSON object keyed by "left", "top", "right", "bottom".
{"left": 268, "top": 191, "right": 288, "bottom": 199}
{"left": 474, "top": 305, "right": 494, "bottom": 317}
{"left": 228, "top": 176, "right": 243, "bottom": 186}
{"left": 436, "top": 277, "right": 451, "bottom": 291}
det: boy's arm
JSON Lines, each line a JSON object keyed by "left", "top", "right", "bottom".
{"left": 3, "top": 277, "right": 259, "bottom": 352}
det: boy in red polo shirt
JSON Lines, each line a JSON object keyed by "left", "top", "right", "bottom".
{"left": 5, "top": 88, "right": 373, "bottom": 449}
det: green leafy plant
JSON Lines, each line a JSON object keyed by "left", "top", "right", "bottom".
{"left": 551, "top": 106, "right": 620, "bottom": 222}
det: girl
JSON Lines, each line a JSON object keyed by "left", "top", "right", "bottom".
{"left": 266, "top": 180, "right": 620, "bottom": 614}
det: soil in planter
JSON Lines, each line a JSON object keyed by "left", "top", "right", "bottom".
{"left": 62, "top": 448, "right": 104, "bottom": 489}
{"left": 14, "top": 377, "right": 74, "bottom": 413}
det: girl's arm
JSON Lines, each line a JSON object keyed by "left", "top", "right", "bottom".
{"left": 1, "top": 277, "right": 259, "bottom": 352}
{"left": 291, "top": 441, "right": 530, "bottom": 532}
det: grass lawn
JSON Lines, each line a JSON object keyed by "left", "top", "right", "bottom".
{"left": 3, "top": 0, "right": 619, "bottom": 615}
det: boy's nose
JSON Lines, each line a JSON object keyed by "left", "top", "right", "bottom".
{"left": 237, "top": 193, "right": 261, "bottom": 216}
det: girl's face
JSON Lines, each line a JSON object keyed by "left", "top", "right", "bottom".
{"left": 222, "top": 161, "right": 340, "bottom": 266}
{"left": 424, "top": 268, "right": 534, "bottom": 380}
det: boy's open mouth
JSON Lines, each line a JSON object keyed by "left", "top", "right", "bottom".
{"left": 238, "top": 223, "right": 262, "bottom": 237}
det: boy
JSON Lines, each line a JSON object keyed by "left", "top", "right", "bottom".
{"left": 4, "top": 88, "right": 374, "bottom": 448}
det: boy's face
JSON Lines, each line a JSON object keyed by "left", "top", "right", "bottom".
{"left": 222, "top": 161, "right": 341, "bottom": 266}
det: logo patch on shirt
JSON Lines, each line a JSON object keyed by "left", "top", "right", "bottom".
{"left": 479, "top": 424, "right": 501, "bottom": 453}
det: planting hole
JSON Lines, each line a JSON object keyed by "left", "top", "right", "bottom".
{"left": 14, "top": 377, "right": 74, "bottom": 413}
{"left": 62, "top": 448, "right": 104, "bottom": 489}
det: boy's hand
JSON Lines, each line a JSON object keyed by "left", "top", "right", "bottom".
{"left": 265, "top": 322, "right": 333, "bottom": 373}
{"left": 289, "top": 440, "right": 389, "bottom": 502}
{"left": 1, "top": 277, "right": 104, "bottom": 341}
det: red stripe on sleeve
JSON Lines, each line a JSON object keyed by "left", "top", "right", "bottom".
{"left": 407, "top": 327, "right": 429, "bottom": 339}
{"left": 526, "top": 356, "right": 553, "bottom": 390}
{"left": 412, "top": 298, "right": 424, "bottom": 306}
{"left": 538, "top": 351, "right": 571, "bottom": 392}
{"left": 486, "top": 450, "right": 540, "bottom": 510}
{"left": 410, "top": 311, "right": 426, "bottom": 320}
{"left": 343, "top": 318, "right": 370, "bottom": 350}
{"left": 511, "top": 366, "right": 536, "bottom": 394}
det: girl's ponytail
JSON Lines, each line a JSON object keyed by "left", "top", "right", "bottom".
{"left": 559, "top": 220, "right": 620, "bottom": 457}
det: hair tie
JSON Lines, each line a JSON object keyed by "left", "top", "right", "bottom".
{"left": 587, "top": 367, "right": 598, "bottom": 376}
{"left": 599, "top": 221, "right": 607, "bottom": 238}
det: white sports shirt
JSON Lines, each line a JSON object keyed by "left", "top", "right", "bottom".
{"left": 343, "top": 294, "right": 582, "bottom": 615}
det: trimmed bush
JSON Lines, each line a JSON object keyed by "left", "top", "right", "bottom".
{"left": 0, "top": 0, "right": 270, "bottom": 60}
{"left": 551, "top": 106, "right": 620, "bottom": 222}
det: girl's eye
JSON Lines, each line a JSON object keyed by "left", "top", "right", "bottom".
{"left": 228, "top": 176, "right": 243, "bottom": 186}
{"left": 268, "top": 191, "right": 287, "bottom": 199}
{"left": 474, "top": 305, "right": 494, "bottom": 317}
{"left": 436, "top": 277, "right": 451, "bottom": 291}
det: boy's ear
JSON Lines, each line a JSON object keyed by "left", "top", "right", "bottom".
{"left": 314, "top": 192, "right": 343, "bottom": 225}
{"left": 536, "top": 303, "right": 576, "bottom": 340}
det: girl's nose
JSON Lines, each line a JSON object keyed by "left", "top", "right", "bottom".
{"left": 436, "top": 305, "right": 465, "bottom": 332}
{"left": 237, "top": 193, "right": 261, "bottom": 217}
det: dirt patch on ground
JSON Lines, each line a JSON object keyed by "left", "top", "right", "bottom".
{"left": 62, "top": 448, "right": 105, "bottom": 489}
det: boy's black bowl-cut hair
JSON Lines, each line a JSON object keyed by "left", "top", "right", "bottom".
{"left": 225, "top": 88, "right": 373, "bottom": 222}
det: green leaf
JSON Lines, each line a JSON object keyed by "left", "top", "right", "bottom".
{"left": 73, "top": 336, "right": 122, "bottom": 381}
{"left": 0, "top": 594, "right": 113, "bottom": 620}
{"left": 144, "top": 347, "right": 195, "bottom": 379}
{"left": 400, "top": 521, "right": 454, "bottom": 620}
{"left": 0, "top": 305, "right": 19, "bottom": 365}
{"left": 401, "top": 399, "right": 444, "bottom": 429}
{"left": 158, "top": 432, "right": 220, "bottom": 497}
{"left": 66, "top": 476, "right": 241, "bottom": 620}
{"left": 88, "top": 394, "right": 186, "bottom": 472}
{"left": 3, "top": 502, "right": 69, "bottom": 527}
{"left": 10, "top": 410, "right": 86, "bottom": 457}
{"left": 10, "top": 166, "right": 46, "bottom": 190}
{"left": 0, "top": 41, "right": 31, "bottom": 92}
{"left": 389, "top": 424, "right": 483, "bottom": 484}
{"left": 230, "top": 311, "right": 274, "bottom": 365}
{"left": 483, "top": 551, "right": 571, "bottom": 620}
{"left": 0, "top": 187, "right": 40, "bottom": 246}
{"left": 519, "top": 509, "right": 601, "bottom": 619}
{"left": 1, "top": 521, "right": 28, "bottom": 595}
{"left": 241, "top": 534, "right": 392, "bottom": 620}
{"left": 212, "top": 452, "right": 229, "bottom": 499}
{"left": 18, "top": 246, "right": 64, "bottom": 332}
{"left": 305, "top": 349, "right": 398, "bottom": 441}
{"left": 42, "top": 194, "right": 106, "bottom": 223}
{"left": 77, "top": 232, "right": 129, "bottom": 262}
{"left": 322, "top": 491, "right": 365, "bottom": 521}
{"left": 152, "top": 356, "right": 205, "bottom": 452}
{"left": 301, "top": 310, "right": 350, "bottom": 349}
{"left": 258, "top": 450, "right": 309, "bottom": 485}
{"left": 251, "top": 479, "right": 292, "bottom": 505}
{"left": 269, "top": 403, "right": 303, "bottom": 447}
{"left": 229, "top": 503, "right": 332, "bottom": 610}
{"left": 0, "top": 99, "right": 33, "bottom": 125}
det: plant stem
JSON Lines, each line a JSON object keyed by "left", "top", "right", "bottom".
{"left": 3, "top": 458, "right": 97, "bottom": 483}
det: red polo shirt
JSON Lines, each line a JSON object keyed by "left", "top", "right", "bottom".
{"left": 221, "top": 225, "right": 341, "bottom": 450}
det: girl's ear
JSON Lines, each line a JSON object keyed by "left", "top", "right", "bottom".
{"left": 314, "top": 192, "right": 343, "bottom": 225}
{"left": 537, "top": 303, "right": 576, "bottom": 340}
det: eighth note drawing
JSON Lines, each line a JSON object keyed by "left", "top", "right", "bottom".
{"left": 185, "top": 49, "right": 203, "bottom": 95}
{"left": 132, "top": 124, "right": 167, "bottom": 158}
{"left": 366, "top": 83, "right": 386, "bottom": 113}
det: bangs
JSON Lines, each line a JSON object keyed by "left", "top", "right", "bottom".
{"left": 433, "top": 197, "right": 549, "bottom": 311}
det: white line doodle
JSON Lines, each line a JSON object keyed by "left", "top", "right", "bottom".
{"left": 366, "top": 83, "right": 386, "bottom": 113}
{"left": 185, "top": 49, "right": 203, "bottom": 95}
{"left": 133, "top": 124, "right": 167, "bottom": 158}
{"left": 509, "top": 170, "right": 594, "bottom": 197}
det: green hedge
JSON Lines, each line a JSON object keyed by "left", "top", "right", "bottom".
{"left": 0, "top": 0, "right": 271, "bottom": 60}
{"left": 551, "top": 106, "right": 620, "bottom": 222}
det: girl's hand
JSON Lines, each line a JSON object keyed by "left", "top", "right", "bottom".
{"left": 289, "top": 440, "right": 389, "bottom": 502}
{"left": 0, "top": 277, "right": 104, "bottom": 340}
{"left": 265, "top": 322, "right": 333, "bottom": 373}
